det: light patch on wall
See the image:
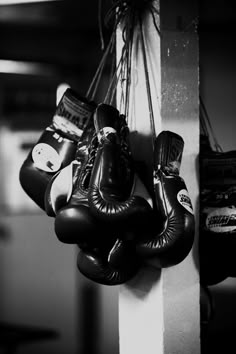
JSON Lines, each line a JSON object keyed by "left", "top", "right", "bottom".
{"left": 0, "top": 126, "right": 42, "bottom": 213}
{"left": 0, "top": 60, "right": 56, "bottom": 76}
{"left": 0, "top": 0, "right": 60, "bottom": 4}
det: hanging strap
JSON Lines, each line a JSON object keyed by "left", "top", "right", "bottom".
{"left": 86, "top": 29, "right": 116, "bottom": 101}
{"left": 139, "top": 17, "right": 156, "bottom": 150}
{"left": 89, "top": 0, "right": 161, "bottom": 120}
{"left": 103, "top": 38, "right": 128, "bottom": 105}
{"left": 87, "top": 3, "right": 131, "bottom": 105}
{"left": 104, "top": 6, "right": 135, "bottom": 111}
{"left": 123, "top": 8, "right": 135, "bottom": 119}
{"left": 200, "top": 96, "right": 223, "bottom": 152}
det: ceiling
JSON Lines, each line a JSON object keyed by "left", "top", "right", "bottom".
{"left": 0, "top": 1, "right": 110, "bottom": 77}
{"left": 0, "top": 0, "right": 234, "bottom": 96}
{"left": 0, "top": 0, "right": 234, "bottom": 71}
{"left": 199, "top": 0, "right": 234, "bottom": 30}
{"left": 0, "top": 0, "right": 234, "bottom": 130}
{"left": 0, "top": 0, "right": 113, "bottom": 129}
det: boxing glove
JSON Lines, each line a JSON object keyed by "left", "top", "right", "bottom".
{"left": 50, "top": 115, "right": 112, "bottom": 246}
{"left": 19, "top": 88, "right": 96, "bottom": 210}
{"left": 77, "top": 238, "right": 140, "bottom": 285}
{"left": 136, "top": 131, "right": 195, "bottom": 267}
{"left": 199, "top": 187, "right": 235, "bottom": 285}
{"left": 200, "top": 285, "right": 214, "bottom": 331}
{"left": 199, "top": 229, "right": 229, "bottom": 286}
{"left": 44, "top": 161, "right": 74, "bottom": 217}
{"left": 50, "top": 115, "right": 140, "bottom": 285}
{"left": 44, "top": 114, "right": 95, "bottom": 216}
{"left": 88, "top": 103, "right": 154, "bottom": 236}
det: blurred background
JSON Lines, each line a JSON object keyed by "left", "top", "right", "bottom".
{"left": 0, "top": 1, "right": 118, "bottom": 354}
{"left": 0, "top": 0, "right": 235, "bottom": 353}
{"left": 199, "top": 1, "right": 236, "bottom": 354}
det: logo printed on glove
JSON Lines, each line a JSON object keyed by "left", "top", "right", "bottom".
{"left": 32, "top": 143, "right": 61, "bottom": 173}
{"left": 177, "top": 189, "right": 193, "bottom": 214}
{"left": 53, "top": 115, "right": 83, "bottom": 138}
{"left": 56, "top": 96, "right": 92, "bottom": 130}
{"left": 98, "top": 127, "right": 117, "bottom": 142}
{"left": 205, "top": 206, "right": 236, "bottom": 233}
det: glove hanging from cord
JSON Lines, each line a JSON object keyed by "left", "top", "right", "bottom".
{"left": 136, "top": 131, "right": 195, "bottom": 267}
{"left": 45, "top": 110, "right": 141, "bottom": 285}
{"left": 88, "top": 103, "right": 154, "bottom": 239}
{"left": 77, "top": 237, "right": 140, "bottom": 286}
{"left": 19, "top": 88, "right": 96, "bottom": 211}
{"left": 133, "top": 19, "right": 195, "bottom": 267}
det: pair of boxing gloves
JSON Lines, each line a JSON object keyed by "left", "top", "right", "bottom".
{"left": 19, "top": 88, "right": 195, "bottom": 285}
{"left": 199, "top": 185, "right": 236, "bottom": 286}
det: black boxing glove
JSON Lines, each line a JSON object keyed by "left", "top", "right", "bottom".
{"left": 48, "top": 116, "right": 111, "bottom": 246}
{"left": 88, "top": 103, "right": 153, "bottom": 236}
{"left": 136, "top": 131, "right": 195, "bottom": 267}
{"left": 44, "top": 114, "right": 95, "bottom": 216}
{"left": 19, "top": 88, "right": 96, "bottom": 210}
{"left": 199, "top": 187, "right": 235, "bottom": 285}
{"left": 44, "top": 161, "right": 74, "bottom": 217}
{"left": 77, "top": 238, "right": 140, "bottom": 286}
{"left": 49, "top": 116, "right": 140, "bottom": 285}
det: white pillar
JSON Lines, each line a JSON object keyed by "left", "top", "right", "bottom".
{"left": 117, "top": 1, "right": 200, "bottom": 353}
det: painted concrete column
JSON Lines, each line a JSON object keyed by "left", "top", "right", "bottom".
{"left": 117, "top": 1, "right": 200, "bottom": 353}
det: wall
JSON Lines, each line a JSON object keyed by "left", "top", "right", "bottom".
{"left": 200, "top": 31, "right": 235, "bottom": 151}
{"left": 200, "top": 27, "right": 236, "bottom": 353}
{"left": 0, "top": 76, "right": 119, "bottom": 354}
{"left": 0, "top": 213, "right": 78, "bottom": 354}
{"left": 161, "top": 29, "right": 200, "bottom": 354}
{"left": 0, "top": 210, "right": 119, "bottom": 354}
{"left": 118, "top": 1, "right": 200, "bottom": 353}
